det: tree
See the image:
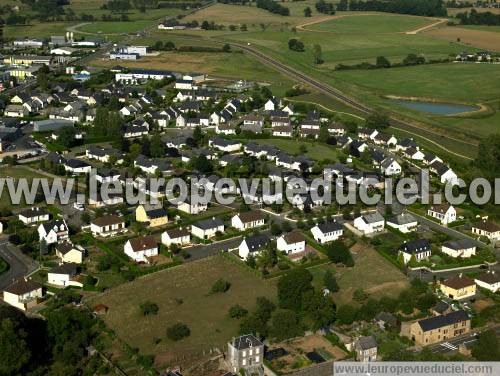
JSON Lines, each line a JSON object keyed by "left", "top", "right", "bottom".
{"left": 210, "top": 279, "right": 231, "bottom": 294}
{"left": 304, "top": 7, "right": 312, "bottom": 17}
{"left": 193, "top": 155, "right": 213, "bottom": 174}
{"left": 365, "top": 111, "right": 390, "bottom": 130}
{"left": 288, "top": 38, "right": 305, "bottom": 52}
{"left": 376, "top": 56, "right": 391, "bottom": 68}
{"left": 222, "top": 43, "right": 231, "bottom": 52}
{"left": 277, "top": 267, "right": 313, "bottom": 311}
{"left": 475, "top": 134, "right": 500, "bottom": 178}
{"left": 254, "top": 296, "right": 276, "bottom": 322}
{"left": 239, "top": 314, "right": 267, "bottom": 336}
{"left": 0, "top": 319, "right": 31, "bottom": 375}
{"left": 312, "top": 44, "right": 323, "bottom": 64}
{"left": 353, "top": 288, "right": 368, "bottom": 303}
{"left": 228, "top": 304, "right": 248, "bottom": 319}
{"left": 150, "top": 135, "right": 165, "bottom": 158}
{"left": 472, "top": 330, "right": 500, "bottom": 360}
{"left": 140, "top": 301, "right": 159, "bottom": 316}
{"left": 166, "top": 323, "right": 190, "bottom": 341}
{"left": 336, "top": 304, "right": 358, "bottom": 325}
{"left": 323, "top": 270, "right": 339, "bottom": 292}
{"left": 269, "top": 309, "right": 302, "bottom": 341}
{"left": 302, "top": 290, "right": 336, "bottom": 330}
{"left": 325, "top": 240, "right": 354, "bottom": 266}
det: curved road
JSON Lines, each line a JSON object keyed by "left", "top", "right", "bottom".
{"left": 221, "top": 40, "right": 475, "bottom": 161}
{"left": 0, "top": 238, "right": 38, "bottom": 290}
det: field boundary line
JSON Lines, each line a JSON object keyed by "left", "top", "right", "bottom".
{"left": 405, "top": 18, "right": 448, "bottom": 34}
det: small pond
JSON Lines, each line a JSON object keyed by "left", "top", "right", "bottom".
{"left": 389, "top": 99, "right": 478, "bottom": 115}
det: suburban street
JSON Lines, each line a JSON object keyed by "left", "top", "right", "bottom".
{"left": 429, "top": 326, "right": 500, "bottom": 354}
{"left": 0, "top": 237, "right": 38, "bottom": 290}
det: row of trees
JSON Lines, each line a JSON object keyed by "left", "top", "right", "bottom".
{"left": 256, "top": 0, "right": 290, "bottom": 16}
{"left": 337, "top": 0, "right": 447, "bottom": 17}
{"left": 456, "top": 9, "right": 500, "bottom": 26}
{"left": 336, "top": 53, "right": 432, "bottom": 71}
{"left": 315, "top": 0, "right": 336, "bottom": 15}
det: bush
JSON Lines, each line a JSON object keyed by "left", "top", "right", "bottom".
{"left": 166, "top": 323, "right": 190, "bottom": 341}
{"left": 140, "top": 301, "right": 159, "bottom": 316}
{"left": 228, "top": 304, "right": 249, "bottom": 319}
{"left": 210, "top": 278, "right": 231, "bottom": 294}
{"left": 288, "top": 38, "right": 305, "bottom": 52}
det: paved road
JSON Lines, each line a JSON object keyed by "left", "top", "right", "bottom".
{"left": 429, "top": 326, "right": 500, "bottom": 354}
{"left": 0, "top": 238, "right": 38, "bottom": 290}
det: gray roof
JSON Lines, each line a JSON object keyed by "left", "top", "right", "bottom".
{"left": 317, "top": 221, "right": 343, "bottom": 234}
{"left": 361, "top": 211, "right": 384, "bottom": 224}
{"left": 243, "top": 234, "right": 270, "bottom": 253}
{"left": 418, "top": 310, "right": 469, "bottom": 332}
{"left": 231, "top": 334, "right": 263, "bottom": 350}
{"left": 387, "top": 213, "right": 417, "bottom": 226}
{"left": 358, "top": 335, "right": 377, "bottom": 350}
{"left": 401, "top": 239, "right": 431, "bottom": 254}
{"left": 443, "top": 238, "right": 476, "bottom": 250}
{"left": 193, "top": 217, "right": 224, "bottom": 230}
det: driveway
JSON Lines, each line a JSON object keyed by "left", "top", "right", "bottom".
{"left": 0, "top": 238, "right": 38, "bottom": 290}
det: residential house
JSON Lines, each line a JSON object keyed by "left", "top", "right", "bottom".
{"left": 95, "top": 168, "right": 121, "bottom": 184}
{"left": 396, "top": 138, "right": 418, "bottom": 152}
{"left": 242, "top": 114, "right": 264, "bottom": 133}
{"left": 161, "top": 227, "right": 191, "bottom": 247}
{"left": 38, "top": 219, "right": 69, "bottom": 244}
{"left": 424, "top": 153, "right": 443, "bottom": 166}
{"left": 474, "top": 272, "right": 500, "bottom": 293}
{"left": 471, "top": 221, "right": 500, "bottom": 241}
{"left": 277, "top": 230, "right": 306, "bottom": 255}
{"left": 209, "top": 137, "right": 242, "bottom": 153}
{"left": 270, "top": 111, "right": 290, "bottom": 127}
{"left": 47, "top": 264, "right": 83, "bottom": 288}
{"left": 2, "top": 278, "right": 43, "bottom": 311}
{"left": 374, "top": 133, "right": 397, "bottom": 148}
{"left": 401, "top": 310, "right": 470, "bottom": 346}
{"left": 358, "top": 128, "right": 378, "bottom": 140}
{"left": 427, "top": 203, "right": 456, "bottom": 225}
{"left": 227, "top": 335, "right": 264, "bottom": 375}
{"left": 272, "top": 126, "right": 293, "bottom": 138}
{"left": 380, "top": 157, "right": 402, "bottom": 176}
{"left": 441, "top": 239, "right": 476, "bottom": 258}
{"left": 191, "top": 217, "right": 224, "bottom": 239}
{"left": 4, "top": 104, "right": 27, "bottom": 118}
{"left": 355, "top": 336, "right": 378, "bottom": 362}
{"left": 231, "top": 211, "right": 265, "bottom": 231}
{"left": 90, "top": 215, "right": 126, "bottom": 237}
{"left": 135, "top": 204, "right": 168, "bottom": 227}
{"left": 310, "top": 221, "right": 343, "bottom": 243}
{"left": 124, "top": 235, "right": 158, "bottom": 263}
{"left": 264, "top": 98, "right": 278, "bottom": 111}
{"left": 86, "top": 145, "right": 124, "bottom": 164}
{"left": 353, "top": 212, "right": 385, "bottom": 235}
{"left": 399, "top": 239, "right": 431, "bottom": 264}
{"left": 216, "top": 123, "right": 237, "bottom": 135}
{"left": 177, "top": 197, "right": 208, "bottom": 214}
{"left": 405, "top": 147, "right": 425, "bottom": 161}
{"left": 18, "top": 207, "right": 49, "bottom": 225}
{"left": 55, "top": 242, "right": 84, "bottom": 264}
{"left": 375, "top": 312, "right": 397, "bottom": 330}
{"left": 328, "top": 122, "right": 346, "bottom": 136}
{"left": 386, "top": 213, "right": 418, "bottom": 233}
{"left": 440, "top": 274, "right": 476, "bottom": 300}
{"left": 64, "top": 159, "right": 92, "bottom": 174}
{"left": 238, "top": 234, "right": 270, "bottom": 260}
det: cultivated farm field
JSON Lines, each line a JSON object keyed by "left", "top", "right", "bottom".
{"left": 90, "top": 256, "right": 276, "bottom": 368}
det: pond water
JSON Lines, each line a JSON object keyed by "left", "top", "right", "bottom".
{"left": 390, "top": 99, "right": 478, "bottom": 115}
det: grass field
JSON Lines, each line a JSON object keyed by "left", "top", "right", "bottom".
{"left": 90, "top": 256, "right": 276, "bottom": 367}
{"left": 4, "top": 22, "right": 78, "bottom": 39}
{"left": 0, "top": 166, "right": 51, "bottom": 209}
{"left": 254, "top": 139, "right": 339, "bottom": 161}
{"left": 423, "top": 25, "right": 500, "bottom": 51}
{"left": 306, "top": 14, "right": 434, "bottom": 34}
{"left": 309, "top": 243, "right": 410, "bottom": 305}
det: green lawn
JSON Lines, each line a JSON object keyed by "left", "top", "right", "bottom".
{"left": 77, "top": 20, "right": 155, "bottom": 35}
{"left": 254, "top": 139, "right": 339, "bottom": 161}
{"left": 307, "top": 14, "right": 434, "bottom": 34}
{"left": 0, "top": 166, "right": 52, "bottom": 209}
{"left": 460, "top": 25, "right": 500, "bottom": 33}
{"left": 4, "top": 22, "right": 77, "bottom": 39}
{"left": 309, "top": 243, "right": 410, "bottom": 305}
{"left": 90, "top": 256, "right": 276, "bottom": 368}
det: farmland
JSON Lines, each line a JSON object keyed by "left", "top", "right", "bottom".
{"left": 423, "top": 25, "right": 500, "bottom": 51}
{"left": 254, "top": 139, "right": 339, "bottom": 162}
{"left": 89, "top": 256, "right": 276, "bottom": 367}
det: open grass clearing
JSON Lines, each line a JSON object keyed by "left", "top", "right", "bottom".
{"left": 309, "top": 242, "right": 409, "bottom": 305}
{"left": 306, "top": 13, "right": 435, "bottom": 34}
{"left": 89, "top": 256, "right": 276, "bottom": 367}
{"left": 254, "top": 139, "right": 338, "bottom": 161}
{"left": 4, "top": 22, "right": 77, "bottom": 39}
{"left": 423, "top": 25, "right": 500, "bottom": 51}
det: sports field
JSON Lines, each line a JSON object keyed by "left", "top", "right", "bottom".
{"left": 90, "top": 256, "right": 276, "bottom": 367}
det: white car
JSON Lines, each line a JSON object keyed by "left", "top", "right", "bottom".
{"left": 73, "top": 202, "right": 84, "bottom": 211}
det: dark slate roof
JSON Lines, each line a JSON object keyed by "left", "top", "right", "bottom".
{"left": 19, "top": 207, "right": 48, "bottom": 218}
{"left": 50, "top": 263, "right": 78, "bottom": 276}
{"left": 4, "top": 278, "right": 42, "bottom": 295}
{"left": 401, "top": 239, "right": 431, "bottom": 254}
{"left": 418, "top": 310, "right": 469, "bottom": 332}
{"left": 358, "top": 335, "right": 377, "bottom": 350}
{"left": 244, "top": 234, "right": 270, "bottom": 253}
{"left": 443, "top": 238, "right": 476, "bottom": 250}
{"left": 231, "top": 334, "right": 263, "bottom": 350}
{"left": 193, "top": 217, "right": 224, "bottom": 230}
{"left": 317, "top": 221, "right": 343, "bottom": 234}
{"left": 65, "top": 159, "right": 90, "bottom": 169}
{"left": 145, "top": 208, "right": 168, "bottom": 218}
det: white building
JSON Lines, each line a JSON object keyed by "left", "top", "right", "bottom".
{"left": 441, "top": 239, "right": 476, "bottom": 258}
{"left": 124, "top": 235, "right": 158, "bottom": 263}
{"left": 3, "top": 278, "right": 43, "bottom": 311}
{"left": 399, "top": 239, "right": 431, "bottom": 264}
{"left": 310, "top": 221, "right": 343, "bottom": 243}
{"left": 231, "top": 211, "right": 265, "bottom": 231}
{"left": 191, "top": 217, "right": 224, "bottom": 239}
{"left": 386, "top": 213, "right": 418, "bottom": 233}
{"left": 18, "top": 207, "right": 49, "bottom": 225}
{"left": 471, "top": 221, "right": 500, "bottom": 241}
{"left": 47, "top": 264, "right": 83, "bottom": 288}
{"left": 55, "top": 242, "right": 84, "bottom": 264}
{"left": 161, "top": 227, "right": 191, "bottom": 247}
{"left": 474, "top": 272, "right": 500, "bottom": 293}
{"left": 177, "top": 199, "right": 208, "bottom": 215}
{"left": 90, "top": 215, "right": 126, "bottom": 237}
{"left": 427, "top": 204, "right": 456, "bottom": 226}
{"left": 238, "top": 234, "right": 270, "bottom": 260}
{"left": 228, "top": 335, "right": 264, "bottom": 375}
{"left": 277, "top": 230, "right": 306, "bottom": 254}
{"left": 38, "top": 219, "right": 69, "bottom": 244}
{"left": 353, "top": 212, "right": 385, "bottom": 235}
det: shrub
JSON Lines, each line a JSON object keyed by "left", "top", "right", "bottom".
{"left": 140, "top": 301, "right": 159, "bottom": 316}
{"left": 228, "top": 304, "right": 249, "bottom": 319}
{"left": 166, "top": 323, "right": 190, "bottom": 341}
{"left": 210, "top": 278, "right": 231, "bottom": 294}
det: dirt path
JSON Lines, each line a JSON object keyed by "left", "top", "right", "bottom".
{"left": 405, "top": 18, "right": 448, "bottom": 34}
